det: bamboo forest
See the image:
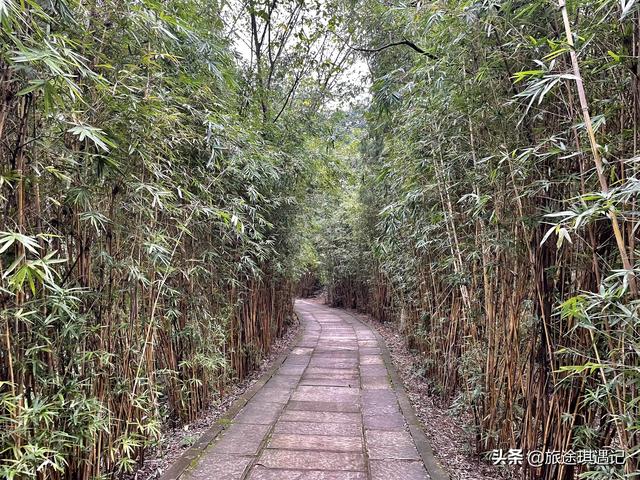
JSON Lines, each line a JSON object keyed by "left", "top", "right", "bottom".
{"left": 1, "top": 0, "right": 640, "bottom": 479}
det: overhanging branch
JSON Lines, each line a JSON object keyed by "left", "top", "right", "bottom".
{"left": 353, "top": 40, "right": 436, "bottom": 60}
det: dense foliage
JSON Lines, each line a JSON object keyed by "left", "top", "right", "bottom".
{"left": 0, "top": 0, "right": 354, "bottom": 477}
{"left": 3, "top": 0, "right": 640, "bottom": 478}
{"left": 316, "top": 1, "right": 640, "bottom": 479}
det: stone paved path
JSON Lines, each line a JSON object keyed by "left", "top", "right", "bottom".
{"left": 183, "top": 300, "right": 438, "bottom": 480}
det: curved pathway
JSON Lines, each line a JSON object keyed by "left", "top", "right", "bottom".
{"left": 174, "top": 300, "right": 448, "bottom": 480}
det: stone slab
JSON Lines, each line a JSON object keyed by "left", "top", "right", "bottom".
{"left": 366, "top": 430, "right": 421, "bottom": 460}
{"left": 268, "top": 433, "right": 363, "bottom": 452}
{"left": 274, "top": 421, "right": 362, "bottom": 437}
{"left": 363, "top": 413, "right": 406, "bottom": 431}
{"left": 370, "top": 460, "right": 430, "bottom": 480}
{"left": 210, "top": 423, "right": 270, "bottom": 455}
{"left": 248, "top": 468, "right": 367, "bottom": 480}
{"left": 235, "top": 401, "right": 282, "bottom": 425}
{"left": 287, "top": 400, "right": 360, "bottom": 413}
{"left": 279, "top": 410, "right": 362, "bottom": 424}
{"left": 257, "top": 450, "right": 366, "bottom": 471}
{"left": 185, "top": 453, "right": 252, "bottom": 480}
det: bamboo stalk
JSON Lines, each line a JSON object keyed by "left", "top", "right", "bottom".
{"left": 557, "top": 0, "right": 637, "bottom": 296}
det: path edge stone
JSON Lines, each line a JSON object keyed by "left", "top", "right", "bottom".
{"left": 158, "top": 314, "right": 304, "bottom": 480}
{"left": 344, "top": 308, "right": 451, "bottom": 480}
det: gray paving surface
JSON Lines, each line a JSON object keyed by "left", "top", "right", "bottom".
{"left": 184, "top": 300, "right": 432, "bottom": 480}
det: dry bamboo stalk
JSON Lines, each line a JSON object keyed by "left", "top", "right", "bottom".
{"left": 557, "top": 0, "right": 637, "bottom": 296}
{"left": 556, "top": 1, "right": 632, "bottom": 467}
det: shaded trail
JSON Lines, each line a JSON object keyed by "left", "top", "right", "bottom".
{"left": 173, "top": 300, "right": 448, "bottom": 480}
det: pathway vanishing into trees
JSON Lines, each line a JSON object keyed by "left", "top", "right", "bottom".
{"left": 167, "top": 300, "right": 449, "bottom": 480}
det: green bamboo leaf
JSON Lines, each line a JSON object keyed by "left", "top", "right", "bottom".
{"left": 621, "top": 0, "right": 637, "bottom": 19}
{"left": 0, "top": 232, "right": 41, "bottom": 255}
{"left": 68, "top": 125, "right": 115, "bottom": 152}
